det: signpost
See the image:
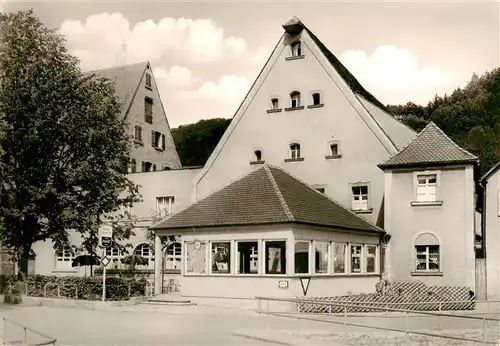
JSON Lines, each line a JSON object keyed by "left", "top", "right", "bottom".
{"left": 98, "top": 225, "right": 113, "bottom": 302}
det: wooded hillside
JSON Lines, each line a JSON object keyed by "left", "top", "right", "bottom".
{"left": 172, "top": 68, "right": 500, "bottom": 175}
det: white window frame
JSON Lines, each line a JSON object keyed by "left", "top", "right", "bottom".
{"left": 105, "top": 247, "right": 122, "bottom": 268}
{"left": 134, "top": 243, "right": 154, "bottom": 269}
{"left": 351, "top": 183, "right": 370, "bottom": 211}
{"left": 156, "top": 196, "right": 174, "bottom": 216}
{"left": 497, "top": 188, "right": 500, "bottom": 216}
{"left": 332, "top": 242, "right": 347, "bottom": 274}
{"left": 210, "top": 241, "right": 231, "bottom": 275}
{"left": 184, "top": 241, "right": 208, "bottom": 275}
{"left": 364, "top": 245, "right": 378, "bottom": 274}
{"left": 235, "top": 240, "right": 259, "bottom": 275}
{"left": 413, "top": 171, "right": 441, "bottom": 203}
{"left": 291, "top": 42, "right": 302, "bottom": 57}
{"left": 55, "top": 245, "right": 74, "bottom": 270}
{"left": 414, "top": 232, "right": 441, "bottom": 272}
{"left": 313, "top": 241, "right": 330, "bottom": 275}
{"left": 165, "top": 242, "right": 182, "bottom": 271}
{"left": 290, "top": 91, "right": 301, "bottom": 108}
{"left": 289, "top": 143, "right": 301, "bottom": 159}
{"left": 263, "top": 239, "right": 287, "bottom": 276}
{"left": 349, "top": 244, "right": 363, "bottom": 274}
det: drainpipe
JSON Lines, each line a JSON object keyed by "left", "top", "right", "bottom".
{"left": 481, "top": 180, "right": 487, "bottom": 259}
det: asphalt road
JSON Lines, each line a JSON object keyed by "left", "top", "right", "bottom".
{"left": 1, "top": 303, "right": 498, "bottom": 345}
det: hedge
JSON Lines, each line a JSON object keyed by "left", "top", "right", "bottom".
{"left": 1, "top": 274, "right": 148, "bottom": 301}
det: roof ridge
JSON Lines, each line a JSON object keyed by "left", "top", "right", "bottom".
{"left": 428, "top": 121, "right": 477, "bottom": 160}
{"left": 355, "top": 93, "right": 418, "bottom": 135}
{"left": 267, "top": 165, "right": 386, "bottom": 234}
{"left": 264, "top": 165, "right": 295, "bottom": 221}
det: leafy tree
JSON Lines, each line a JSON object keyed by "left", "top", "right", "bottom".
{"left": 0, "top": 10, "right": 141, "bottom": 279}
{"left": 172, "top": 118, "right": 231, "bottom": 166}
{"left": 388, "top": 68, "right": 500, "bottom": 176}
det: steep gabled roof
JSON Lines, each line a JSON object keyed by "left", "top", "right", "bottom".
{"left": 84, "top": 61, "right": 149, "bottom": 117}
{"left": 378, "top": 122, "right": 478, "bottom": 169}
{"left": 481, "top": 161, "right": 500, "bottom": 183}
{"left": 303, "top": 26, "right": 387, "bottom": 112}
{"left": 152, "top": 165, "right": 383, "bottom": 233}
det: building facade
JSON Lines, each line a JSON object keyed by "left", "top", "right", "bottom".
{"left": 25, "top": 17, "right": 482, "bottom": 299}
{"left": 481, "top": 162, "right": 500, "bottom": 300}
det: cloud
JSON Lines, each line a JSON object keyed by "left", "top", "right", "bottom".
{"left": 182, "top": 75, "right": 250, "bottom": 104}
{"left": 339, "top": 45, "right": 454, "bottom": 105}
{"left": 59, "top": 12, "right": 248, "bottom": 71}
{"left": 153, "top": 66, "right": 199, "bottom": 87}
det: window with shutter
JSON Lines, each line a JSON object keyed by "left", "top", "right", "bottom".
{"left": 151, "top": 130, "right": 155, "bottom": 147}
{"left": 161, "top": 134, "right": 166, "bottom": 150}
{"left": 144, "top": 98, "right": 153, "bottom": 123}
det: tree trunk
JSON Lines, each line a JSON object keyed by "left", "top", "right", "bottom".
{"left": 17, "top": 245, "right": 31, "bottom": 281}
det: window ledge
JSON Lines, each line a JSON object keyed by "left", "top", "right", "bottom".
{"left": 325, "top": 154, "right": 342, "bottom": 160}
{"left": 285, "top": 55, "right": 305, "bottom": 61}
{"left": 164, "top": 269, "right": 181, "bottom": 274}
{"left": 284, "top": 157, "right": 305, "bottom": 163}
{"left": 250, "top": 160, "right": 266, "bottom": 165}
{"left": 410, "top": 201, "right": 443, "bottom": 207}
{"left": 307, "top": 104, "right": 324, "bottom": 109}
{"left": 352, "top": 208, "right": 374, "bottom": 214}
{"left": 145, "top": 85, "right": 153, "bottom": 91}
{"left": 153, "top": 146, "right": 164, "bottom": 152}
{"left": 284, "top": 106, "right": 305, "bottom": 112}
{"left": 134, "top": 139, "right": 144, "bottom": 146}
{"left": 411, "top": 271, "right": 443, "bottom": 277}
{"left": 266, "top": 109, "right": 282, "bottom": 114}
{"left": 52, "top": 269, "right": 77, "bottom": 274}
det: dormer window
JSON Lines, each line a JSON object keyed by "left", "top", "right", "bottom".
{"left": 290, "top": 143, "right": 301, "bottom": 159}
{"left": 290, "top": 91, "right": 301, "bottom": 108}
{"left": 271, "top": 98, "right": 279, "bottom": 110}
{"left": 292, "top": 42, "right": 302, "bottom": 57}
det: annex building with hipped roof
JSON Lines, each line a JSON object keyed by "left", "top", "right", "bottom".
{"left": 147, "top": 17, "right": 479, "bottom": 298}
{"left": 151, "top": 165, "right": 385, "bottom": 298}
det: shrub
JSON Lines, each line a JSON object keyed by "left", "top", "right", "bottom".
{"left": 4, "top": 275, "right": 148, "bottom": 301}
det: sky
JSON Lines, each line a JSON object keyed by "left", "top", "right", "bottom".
{"left": 3, "top": 1, "right": 499, "bottom": 128}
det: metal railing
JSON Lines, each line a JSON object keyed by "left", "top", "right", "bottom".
{"left": 255, "top": 296, "right": 500, "bottom": 345}
{"left": 0, "top": 316, "right": 56, "bottom": 346}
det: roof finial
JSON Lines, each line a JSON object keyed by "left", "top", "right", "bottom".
{"left": 283, "top": 16, "right": 304, "bottom": 35}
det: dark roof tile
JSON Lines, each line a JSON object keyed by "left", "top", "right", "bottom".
{"left": 379, "top": 122, "right": 478, "bottom": 168}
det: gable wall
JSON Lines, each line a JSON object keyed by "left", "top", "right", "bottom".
{"left": 127, "top": 64, "right": 181, "bottom": 171}
{"left": 195, "top": 32, "right": 394, "bottom": 225}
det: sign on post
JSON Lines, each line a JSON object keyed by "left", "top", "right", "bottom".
{"left": 98, "top": 224, "right": 113, "bottom": 248}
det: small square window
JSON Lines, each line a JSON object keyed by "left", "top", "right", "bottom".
{"left": 312, "top": 93, "right": 321, "bottom": 105}
{"left": 292, "top": 42, "right": 302, "bottom": 57}
{"left": 271, "top": 98, "right": 279, "bottom": 110}
{"left": 254, "top": 150, "right": 262, "bottom": 161}
{"left": 330, "top": 144, "right": 338, "bottom": 156}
